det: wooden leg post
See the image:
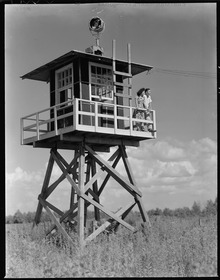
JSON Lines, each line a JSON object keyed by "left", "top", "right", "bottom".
{"left": 91, "top": 158, "right": 100, "bottom": 222}
{"left": 33, "top": 151, "right": 54, "bottom": 227}
{"left": 120, "top": 145, "right": 151, "bottom": 228}
{"left": 78, "top": 144, "right": 85, "bottom": 247}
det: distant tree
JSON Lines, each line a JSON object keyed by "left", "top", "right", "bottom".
{"left": 13, "top": 210, "right": 24, "bottom": 223}
{"left": 182, "top": 206, "right": 192, "bottom": 217}
{"left": 147, "top": 209, "right": 155, "bottom": 216}
{"left": 204, "top": 199, "right": 217, "bottom": 216}
{"left": 191, "top": 201, "right": 201, "bottom": 216}
{"left": 25, "top": 211, "right": 35, "bottom": 223}
{"left": 6, "top": 215, "right": 14, "bottom": 224}
{"left": 173, "top": 208, "right": 186, "bottom": 218}
{"left": 163, "top": 208, "right": 173, "bottom": 217}
{"left": 154, "top": 208, "right": 163, "bottom": 216}
{"left": 147, "top": 208, "right": 162, "bottom": 216}
{"left": 214, "top": 197, "right": 217, "bottom": 209}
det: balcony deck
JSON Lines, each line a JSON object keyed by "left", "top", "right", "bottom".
{"left": 21, "top": 98, "right": 156, "bottom": 150}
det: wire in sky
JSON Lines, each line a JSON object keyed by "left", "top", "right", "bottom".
{"left": 150, "top": 67, "right": 217, "bottom": 79}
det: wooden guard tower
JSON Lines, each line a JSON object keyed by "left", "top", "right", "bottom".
{"left": 20, "top": 18, "right": 156, "bottom": 247}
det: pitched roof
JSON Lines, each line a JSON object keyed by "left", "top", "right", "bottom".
{"left": 21, "top": 50, "right": 153, "bottom": 82}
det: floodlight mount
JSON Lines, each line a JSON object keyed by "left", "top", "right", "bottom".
{"left": 88, "top": 17, "right": 105, "bottom": 48}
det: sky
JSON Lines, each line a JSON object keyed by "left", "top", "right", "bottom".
{"left": 5, "top": 3, "right": 217, "bottom": 216}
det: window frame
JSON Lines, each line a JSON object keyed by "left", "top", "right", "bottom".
{"left": 55, "top": 63, "right": 74, "bottom": 105}
{"left": 89, "top": 62, "right": 113, "bottom": 101}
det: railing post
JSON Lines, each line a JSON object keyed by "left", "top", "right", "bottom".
{"left": 54, "top": 106, "right": 58, "bottom": 135}
{"left": 114, "top": 104, "right": 117, "bottom": 134}
{"left": 129, "top": 107, "right": 133, "bottom": 135}
{"left": 20, "top": 118, "right": 24, "bottom": 145}
{"left": 152, "top": 110, "right": 156, "bottom": 137}
{"left": 75, "top": 99, "right": 78, "bottom": 129}
{"left": 36, "top": 113, "right": 40, "bottom": 140}
{"left": 73, "top": 99, "right": 76, "bottom": 130}
{"left": 95, "top": 102, "right": 98, "bottom": 132}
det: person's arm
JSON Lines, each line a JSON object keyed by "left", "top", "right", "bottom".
{"left": 148, "top": 96, "right": 152, "bottom": 110}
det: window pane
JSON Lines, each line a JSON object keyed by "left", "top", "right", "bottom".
{"left": 67, "top": 88, "right": 72, "bottom": 99}
{"left": 91, "top": 66, "right": 96, "bottom": 74}
{"left": 97, "top": 67, "right": 101, "bottom": 75}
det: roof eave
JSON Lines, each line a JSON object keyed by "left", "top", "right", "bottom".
{"left": 20, "top": 50, "right": 153, "bottom": 82}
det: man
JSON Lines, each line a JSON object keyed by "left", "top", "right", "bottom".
{"left": 144, "top": 88, "right": 156, "bottom": 133}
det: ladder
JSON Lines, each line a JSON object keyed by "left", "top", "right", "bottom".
{"left": 112, "top": 40, "right": 133, "bottom": 108}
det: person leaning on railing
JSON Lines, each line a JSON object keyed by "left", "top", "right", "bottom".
{"left": 134, "top": 88, "right": 147, "bottom": 131}
{"left": 144, "top": 88, "right": 156, "bottom": 133}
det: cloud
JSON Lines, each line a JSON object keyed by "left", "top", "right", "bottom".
{"left": 124, "top": 138, "right": 217, "bottom": 204}
{"left": 6, "top": 166, "right": 42, "bottom": 187}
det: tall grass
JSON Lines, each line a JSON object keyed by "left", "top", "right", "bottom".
{"left": 5, "top": 215, "right": 217, "bottom": 277}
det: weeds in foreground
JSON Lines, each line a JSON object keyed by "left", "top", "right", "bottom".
{"left": 5, "top": 216, "right": 217, "bottom": 277}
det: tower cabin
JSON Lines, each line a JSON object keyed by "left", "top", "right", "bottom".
{"left": 20, "top": 43, "right": 156, "bottom": 151}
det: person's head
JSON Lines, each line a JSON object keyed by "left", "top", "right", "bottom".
{"left": 137, "top": 88, "right": 145, "bottom": 97}
{"left": 145, "top": 88, "right": 151, "bottom": 96}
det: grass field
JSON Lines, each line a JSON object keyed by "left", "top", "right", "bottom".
{"left": 5, "top": 215, "right": 217, "bottom": 277}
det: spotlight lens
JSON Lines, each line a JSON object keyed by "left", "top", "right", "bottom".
{"left": 89, "top": 17, "right": 105, "bottom": 33}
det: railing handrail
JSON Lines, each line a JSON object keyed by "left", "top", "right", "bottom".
{"left": 21, "top": 99, "right": 75, "bottom": 119}
{"left": 21, "top": 98, "right": 154, "bottom": 120}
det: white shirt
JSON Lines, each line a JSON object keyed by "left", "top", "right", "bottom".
{"left": 144, "top": 95, "right": 152, "bottom": 109}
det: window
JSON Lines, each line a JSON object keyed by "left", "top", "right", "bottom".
{"left": 89, "top": 62, "right": 113, "bottom": 101}
{"left": 55, "top": 64, "right": 73, "bottom": 106}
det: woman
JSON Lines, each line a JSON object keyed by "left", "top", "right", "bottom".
{"left": 135, "top": 88, "right": 146, "bottom": 131}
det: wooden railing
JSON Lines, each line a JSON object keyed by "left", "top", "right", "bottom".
{"left": 20, "top": 98, "right": 156, "bottom": 144}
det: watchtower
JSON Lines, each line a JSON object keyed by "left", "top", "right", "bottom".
{"left": 20, "top": 17, "right": 156, "bottom": 246}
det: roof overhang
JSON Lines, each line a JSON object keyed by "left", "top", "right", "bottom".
{"left": 20, "top": 50, "right": 153, "bottom": 82}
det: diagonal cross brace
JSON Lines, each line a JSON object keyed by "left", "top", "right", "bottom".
{"left": 85, "top": 201, "right": 136, "bottom": 243}
{"left": 85, "top": 144, "right": 142, "bottom": 197}
{"left": 51, "top": 150, "right": 81, "bottom": 196}
{"left": 81, "top": 193, "right": 135, "bottom": 232}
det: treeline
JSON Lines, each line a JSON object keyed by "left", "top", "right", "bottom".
{"left": 147, "top": 198, "right": 217, "bottom": 218}
{"left": 6, "top": 198, "right": 217, "bottom": 224}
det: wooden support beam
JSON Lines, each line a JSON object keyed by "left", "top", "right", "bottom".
{"left": 85, "top": 201, "right": 136, "bottom": 243}
{"left": 46, "top": 201, "right": 78, "bottom": 236}
{"left": 135, "top": 196, "right": 151, "bottom": 227}
{"left": 98, "top": 152, "right": 121, "bottom": 196}
{"left": 81, "top": 193, "right": 135, "bottom": 232}
{"left": 120, "top": 146, "right": 151, "bottom": 227}
{"left": 91, "top": 158, "right": 100, "bottom": 221}
{"left": 78, "top": 145, "right": 85, "bottom": 246}
{"left": 39, "top": 196, "right": 64, "bottom": 217}
{"left": 84, "top": 147, "right": 120, "bottom": 194}
{"left": 87, "top": 188, "right": 99, "bottom": 202}
{"left": 70, "top": 186, "right": 75, "bottom": 209}
{"left": 61, "top": 134, "right": 140, "bottom": 147}
{"left": 85, "top": 144, "right": 142, "bottom": 197}
{"left": 33, "top": 153, "right": 54, "bottom": 226}
{"left": 39, "top": 196, "right": 74, "bottom": 246}
{"left": 119, "top": 145, "right": 136, "bottom": 185}
{"left": 45, "top": 153, "right": 79, "bottom": 198}
{"left": 51, "top": 150, "right": 81, "bottom": 196}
